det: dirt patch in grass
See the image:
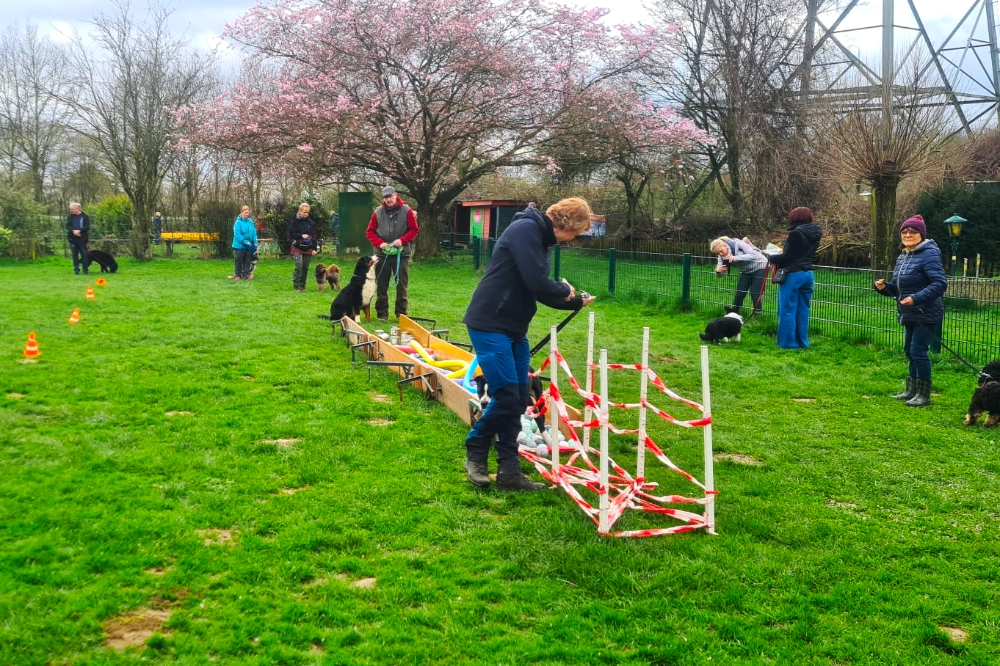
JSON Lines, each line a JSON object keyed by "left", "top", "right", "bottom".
{"left": 197, "top": 529, "right": 236, "bottom": 547}
{"left": 350, "top": 577, "right": 377, "bottom": 589}
{"left": 165, "top": 411, "right": 193, "bottom": 416}
{"left": 5, "top": 392, "right": 26, "bottom": 399}
{"left": 370, "top": 393, "right": 393, "bottom": 403}
{"left": 144, "top": 565, "right": 173, "bottom": 577}
{"left": 654, "top": 355, "right": 680, "bottom": 364}
{"left": 791, "top": 398, "right": 816, "bottom": 403}
{"left": 939, "top": 626, "right": 968, "bottom": 643}
{"left": 367, "top": 418, "right": 395, "bottom": 427}
{"left": 264, "top": 438, "right": 300, "bottom": 448}
{"left": 715, "top": 452, "right": 763, "bottom": 466}
{"left": 104, "top": 609, "right": 171, "bottom": 651}
{"left": 311, "top": 644, "right": 325, "bottom": 654}
{"left": 279, "top": 485, "right": 310, "bottom": 495}
{"left": 243, "top": 375, "right": 256, "bottom": 381}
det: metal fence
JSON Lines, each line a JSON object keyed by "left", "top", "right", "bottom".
{"left": 457, "top": 237, "right": 1000, "bottom": 366}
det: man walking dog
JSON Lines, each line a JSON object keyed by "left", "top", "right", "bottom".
{"left": 66, "top": 202, "right": 92, "bottom": 275}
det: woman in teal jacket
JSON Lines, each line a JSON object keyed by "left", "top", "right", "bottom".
{"left": 232, "top": 205, "right": 258, "bottom": 280}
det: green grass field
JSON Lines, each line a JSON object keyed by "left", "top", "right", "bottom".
{"left": 2, "top": 251, "right": 999, "bottom": 664}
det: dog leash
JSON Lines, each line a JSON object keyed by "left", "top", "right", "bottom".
{"left": 376, "top": 246, "right": 403, "bottom": 286}
{"left": 530, "top": 295, "right": 590, "bottom": 358}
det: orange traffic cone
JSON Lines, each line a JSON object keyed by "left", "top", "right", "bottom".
{"left": 86, "top": 286, "right": 95, "bottom": 300}
{"left": 96, "top": 277, "right": 107, "bottom": 287}
{"left": 23, "top": 332, "right": 41, "bottom": 358}
{"left": 68, "top": 308, "right": 81, "bottom": 325}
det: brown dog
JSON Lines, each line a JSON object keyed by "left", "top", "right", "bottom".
{"left": 325, "top": 264, "right": 340, "bottom": 291}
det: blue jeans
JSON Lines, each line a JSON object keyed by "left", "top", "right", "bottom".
{"left": 904, "top": 324, "right": 933, "bottom": 380}
{"left": 777, "top": 270, "right": 814, "bottom": 348}
{"left": 465, "top": 327, "right": 531, "bottom": 473}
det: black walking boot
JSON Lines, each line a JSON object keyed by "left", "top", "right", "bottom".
{"left": 893, "top": 377, "right": 916, "bottom": 400}
{"left": 496, "top": 470, "right": 546, "bottom": 492}
{"left": 465, "top": 436, "right": 492, "bottom": 488}
{"left": 906, "top": 379, "right": 931, "bottom": 407}
{"left": 495, "top": 456, "right": 545, "bottom": 491}
{"left": 465, "top": 459, "right": 490, "bottom": 488}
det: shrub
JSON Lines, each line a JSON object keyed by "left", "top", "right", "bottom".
{"left": 0, "top": 226, "right": 11, "bottom": 256}
{"left": 88, "top": 195, "right": 133, "bottom": 239}
{"left": 0, "top": 185, "right": 49, "bottom": 238}
{"left": 196, "top": 200, "right": 239, "bottom": 258}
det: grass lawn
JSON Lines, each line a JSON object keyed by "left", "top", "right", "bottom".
{"left": 2, "top": 251, "right": 999, "bottom": 664}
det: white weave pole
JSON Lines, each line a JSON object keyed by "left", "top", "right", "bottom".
{"left": 637, "top": 327, "right": 650, "bottom": 481}
{"left": 701, "top": 345, "right": 717, "bottom": 534}
{"left": 582, "top": 311, "right": 596, "bottom": 452}
{"left": 549, "top": 325, "right": 560, "bottom": 470}
{"left": 598, "top": 348, "right": 610, "bottom": 534}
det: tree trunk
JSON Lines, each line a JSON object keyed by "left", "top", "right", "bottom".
{"left": 871, "top": 180, "right": 899, "bottom": 271}
{"left": 411, "top": 195, "right": 442, "bottom": 258}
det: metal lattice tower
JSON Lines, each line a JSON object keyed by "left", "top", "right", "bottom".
{"left": 801, "top": 0, "right": 1000, "bottom": 132}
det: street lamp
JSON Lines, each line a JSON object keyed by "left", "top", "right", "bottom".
{"left": 944, "top": 214, "right": 966, "bottom": 277}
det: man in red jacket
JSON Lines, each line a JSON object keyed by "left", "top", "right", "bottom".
{"left": 365, "top": 186, "right": 420, "bottom": 321}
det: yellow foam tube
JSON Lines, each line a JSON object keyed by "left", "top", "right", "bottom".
{"left": 409, "top": 340, "right": 469, "bottom": 378}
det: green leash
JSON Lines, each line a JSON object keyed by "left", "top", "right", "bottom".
{"left": 377, "top": 245, "right": 403, "bottom": 286}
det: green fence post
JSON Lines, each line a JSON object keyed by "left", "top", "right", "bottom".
{"left": 553, "top": 244, "right": 561, "bottom": 280}
{"left": 682, "top": 252, "right": 691, "bottom": 303}
{"left": 608, "top": 248, "right": 616, "bottom": 295}
{"left": 473, "top": 239, "right": 480, "bottom": 271}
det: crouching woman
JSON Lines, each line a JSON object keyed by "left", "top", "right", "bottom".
{"left": 874, "top": 215, "right": 948, "bottom": 407}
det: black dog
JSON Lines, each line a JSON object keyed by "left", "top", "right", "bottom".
{"left": 327, "top": 255, "right": 377, "bottom": 322}
{"left": 87, "top": 248, "right": 119, "bottom": 273}
{"left": 473, "top": 369, "right": 546, "bottom": 432}
{"left": 699, "top": 306, "right": 743, "bottom": 343}
{"left": 964, "top": 361, "right": 1000, "bottom": 426}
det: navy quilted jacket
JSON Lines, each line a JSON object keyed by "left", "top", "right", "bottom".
{"left": 876, "top": 239, "right": 948, "bottom": 325}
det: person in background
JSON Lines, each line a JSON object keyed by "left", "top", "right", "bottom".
{"left": 766, "top": 207, "right": 823, "bottom": 349}
{"left": 710, "top": 236, "right": 769, "bottom": 316}
{"left": 874, "top": 215, "right": 947, "bottom": 407}
{"left": 232, "top": 205, "right": 258, "bottom": 281}
{"left": 462, "top": 197, "right": 596, "bottom": 492}
{"left": 289, "top": 202, "right": 318, "bottom": 292}
{"left": 66, "top": 202, "right": 91, "bottom": 275}
{"left": 366, "top": 186, "right": 419, "bottom": 321}
{"left": 153, "top": 211, "right": 163, "bottom": 245}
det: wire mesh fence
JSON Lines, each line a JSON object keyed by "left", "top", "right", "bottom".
{"left": 536, "top": 244, "right": 1000, "bottom": 367}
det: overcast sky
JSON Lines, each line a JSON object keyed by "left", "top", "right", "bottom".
{"left": 0, "top": 0, "right": 975, "bottom": 68}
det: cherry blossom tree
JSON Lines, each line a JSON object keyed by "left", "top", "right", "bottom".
{"left": 544, "top": 85, "right": 711, "bottom": 230}
{"left": 176, "top": 0, "right": 705, "bottom": 254}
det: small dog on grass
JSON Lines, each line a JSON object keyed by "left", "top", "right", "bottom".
{"left": 964, "top": 361, "right": 1000, "bottom": 426}
{"left": 314, "top": 263, "right": 341, "bottom": 292}
{"left": 326, "top": 255, "right": 377, "bottom": 322}
{"left": 87, "top": 248, "right": 119, "bottom": 273}
{"left": 699, "top": 306, "right": 743, "bottom": 344}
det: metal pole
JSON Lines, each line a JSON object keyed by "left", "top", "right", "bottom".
{"left": 951, "top": 239, "right": 958, "bottom": 276}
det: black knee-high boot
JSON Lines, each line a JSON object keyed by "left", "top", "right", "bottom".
{"left": 893, "top": 376, "right": 916, "bottom": 400}
{"left": 906, "top": 379, "right": 931, "bottom": 407}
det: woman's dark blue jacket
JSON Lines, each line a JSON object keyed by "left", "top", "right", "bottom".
{"left": 875, "top": 239, "right": 948, "bottom": 325}
{"left": 463, "top": 207, "right": 583, "bottom": 340}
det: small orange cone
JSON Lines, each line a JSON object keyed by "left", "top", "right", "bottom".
{"left": 68, "top": 308, "right": 81, "bottom": 325}
{"left": 96, "top": 277, "right": 107, "bottom": 287}
{"left": 23, "top": 332, "right": 41, "bottom": 358}
{"left": 86, "top": 286, "right": 95, "bottom": 300}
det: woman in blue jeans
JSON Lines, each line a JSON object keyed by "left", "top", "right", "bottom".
{"left": 462, "top": 198, "right": 596, "bottom": 491}
{"left": 767, "top": 207, "right": 823, "bottom": 349}
{"left": 874, "top": 215, "right": 947, "bottom": 407}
